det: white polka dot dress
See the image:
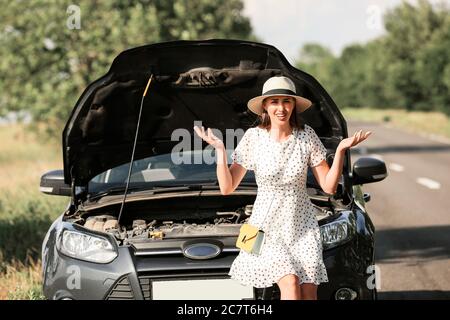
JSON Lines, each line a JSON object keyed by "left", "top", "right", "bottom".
{"left": 228, "top": 124, "right": 329, "bottom": 288}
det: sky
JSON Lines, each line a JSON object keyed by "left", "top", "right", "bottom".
{"left": 242, "top": 0, "right": 448, "bottom": 64}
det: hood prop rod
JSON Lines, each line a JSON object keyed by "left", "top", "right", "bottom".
{"left": 117, "top": 74, "right": 153, "bottom": 225}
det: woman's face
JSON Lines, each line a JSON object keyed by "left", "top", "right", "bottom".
{"left": 262, "top": 95, "right": 295, "bottom": 126}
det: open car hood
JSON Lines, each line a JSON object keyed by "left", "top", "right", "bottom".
{"left": 63, "top": 39, "right": 348, "bottom": 186}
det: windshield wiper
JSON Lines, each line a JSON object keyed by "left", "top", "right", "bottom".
{"left": 87, "top": 184, "right": 209, "bottom": 201}
{"left": 87, "top": 186, "right": 145, "bottom": 201}
{"left": 87, "top": 181, "right": 258, "bottom": 201}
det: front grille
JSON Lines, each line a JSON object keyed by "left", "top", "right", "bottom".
{"left": 138, "top": 277, "right": 151, "bottom": 300}
{"left": 105, "top": 276, "right": 135, "bottom": 300}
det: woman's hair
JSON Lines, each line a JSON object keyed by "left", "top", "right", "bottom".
{"left": 257, "top": 97, "right": 305, "bottom": 131}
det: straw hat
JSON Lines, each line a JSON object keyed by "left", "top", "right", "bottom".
{"left": 247, "top": 76, "right": 312, "bottom": 115}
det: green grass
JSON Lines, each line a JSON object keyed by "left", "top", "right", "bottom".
{"left": 0, "top": 189, "right": 67, "bottom": 265}
{"left": 341, "top": 107, "right": 450, "bottom": 140}
{"left": 0, "top": 124, "right": 67, "bottom": 300}
{"left": 1, "top": 258, "right": 45, "bottom": 300}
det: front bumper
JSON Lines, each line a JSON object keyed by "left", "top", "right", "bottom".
{"left": 43, "top": 237, "right": 375, "bottom": 300}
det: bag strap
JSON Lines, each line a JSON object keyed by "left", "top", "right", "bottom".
{"left": 257, "top": 129, "right": 297, "bottom": 230}
{"left": 242, "top": 233, "right": 258, "bottom": 243}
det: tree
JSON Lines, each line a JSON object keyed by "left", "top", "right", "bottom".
{"left": 295, "top": 43, "right": 336, "bottom": 93}
{"left": 381, "top": 0, "right": 449, "bottom": 112}
{"left": 295, "top": 42, "right": 389, "bottom": 109}
{"left": 0, "top": 0, "right": 255, "bottom": 134}
{"left": 294, "top": 0, "right": 449, "bottom": 114}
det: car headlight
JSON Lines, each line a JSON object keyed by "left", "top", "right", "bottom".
{"left": 320, "top": 213, "right": 356, "bottom": 250}
{"left": 59, "top": 230, "right": 117, "bottom": 263}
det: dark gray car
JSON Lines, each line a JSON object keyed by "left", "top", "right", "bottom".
{"left": 40, "top": 39, "right": 387, "bottom": 300}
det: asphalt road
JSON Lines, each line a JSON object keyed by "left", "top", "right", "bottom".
{"left": 347, "top": 120, "right": 450, "bottom": 299}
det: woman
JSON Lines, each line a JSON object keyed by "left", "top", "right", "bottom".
{"left": 194, "top": 76, "right": 371, "bottom": 300}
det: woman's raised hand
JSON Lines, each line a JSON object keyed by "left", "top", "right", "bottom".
{"left": 193, "top": 125, "right": 225, "bottom": 150}
{"left": 338, "top": 129, "right": 372, "bottom": 151}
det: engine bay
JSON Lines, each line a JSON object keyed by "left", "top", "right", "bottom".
{"left": 68, "top": 200, "right": 334, "bottom": 245}
{"left": 78, "top": 204, "right": 254, "bottom": 244}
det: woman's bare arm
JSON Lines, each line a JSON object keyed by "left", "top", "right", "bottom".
{"left": 194, "top": 126, "right": 247, "bottom": 195}
{"left": 312, "top": 129, "right": 372, "bottom": 195}
{"left": 215, "top": 147, "right": 248, "bottom": 195}
{"left": 311, "top": 147, "right": 345, "bottom": 195}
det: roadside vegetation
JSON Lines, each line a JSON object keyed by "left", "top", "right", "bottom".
{"left": 0, "top": 125, "right": 66, "bottom": 299}
{"left": 341, "top": 107, "right": 450, "bottom": 140}
{"left": 296, "top": 1, "right": 450, "bottom": 118}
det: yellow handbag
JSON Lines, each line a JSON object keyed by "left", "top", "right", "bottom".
{"left": 236, "top": 223, "right": 266, "bottom": 255}
{"left": 236, "top": 196, "right": 276, "bottom": 255}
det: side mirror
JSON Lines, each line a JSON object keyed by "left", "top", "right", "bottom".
{"left": 352, "top": 157, "right": 388, "bottom": 185}
{"left": 40, "top": 170, "right": 71, "bottom": 196}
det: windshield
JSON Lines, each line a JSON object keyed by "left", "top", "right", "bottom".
{"left": 87, "top": 149, "right": 323, "bottom": 196}
{"left": 88, "top": 149, "right": 256, "bottom": 195}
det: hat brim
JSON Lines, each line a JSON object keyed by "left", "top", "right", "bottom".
{"left": 247, "top": 94, "right": 312, "bottom": 116}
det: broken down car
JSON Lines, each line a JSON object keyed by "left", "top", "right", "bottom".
{"left": 40, "top": 39, "right": 387, "bottom": 300}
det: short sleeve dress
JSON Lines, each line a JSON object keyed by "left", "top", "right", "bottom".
{"left": 228, "top": 124, "right": 329, "bottom": 288}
